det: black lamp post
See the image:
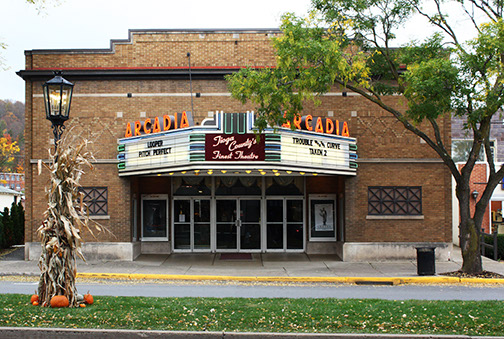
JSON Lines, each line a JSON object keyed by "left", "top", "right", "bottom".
{"left": 43, "top": 71, "right": 74, "bottom": 151}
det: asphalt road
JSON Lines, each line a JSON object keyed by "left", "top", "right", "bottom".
{"left": 1, "top": 280, "right": 503, "bottom": 300}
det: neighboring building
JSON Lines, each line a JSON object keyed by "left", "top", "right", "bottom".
{"left": 452, "top": 115, "right": 504, "bottom": 245}
{"left": 17, "top": 29, "right": 453, "bottom": 261}
{"left": 0, "top": 186, "right": 23, "bottom": 211}
{"left": 0, "top": 172, "right": 25, "bottom": 193}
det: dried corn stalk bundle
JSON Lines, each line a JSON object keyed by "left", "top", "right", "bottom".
{"left": 37, "top": 132, "right": 106, "bottom": 307}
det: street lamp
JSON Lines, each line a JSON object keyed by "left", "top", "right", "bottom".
{"left": 43, "top": 71, "right": 74, "bottom": 150}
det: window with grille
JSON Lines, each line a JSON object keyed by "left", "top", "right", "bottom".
{"left": 368, "top": 186, "right": 422, "bottom": 216}
{"left": 79, "top": 187, "right": 108, "bottom": 216}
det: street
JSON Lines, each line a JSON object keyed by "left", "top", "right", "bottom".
{"left": 1, "top": 279, "right": 503, "bottom": 300}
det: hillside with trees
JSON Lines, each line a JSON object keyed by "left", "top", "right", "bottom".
{"left": 0, "top": 100, "right": 24, "bottom": 172}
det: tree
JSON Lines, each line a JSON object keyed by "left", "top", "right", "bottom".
{"left": 1, "top": 207, "right": 13, "bottom": 248}
{"left": 227, "top": 0, "right": 504, "bottom": 274}
{"left": 0, "top": 134, "right": 20, "bottom": 172}
{"left": 11, "top": 201, "right": 24, "bottom": 245}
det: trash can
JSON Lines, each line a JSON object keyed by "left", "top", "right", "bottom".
{"left": 416, "top": 247, "right": 435, "bottom": 276}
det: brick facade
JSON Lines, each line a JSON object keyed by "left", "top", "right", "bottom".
{"left": 19, "top": 29, "right": 452, "bottom": 261}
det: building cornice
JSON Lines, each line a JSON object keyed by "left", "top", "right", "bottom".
{"left": 16, "top": 67, "right": 248, "bottom": 81}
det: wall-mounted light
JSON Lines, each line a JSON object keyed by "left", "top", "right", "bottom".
{"left": 472, "top": 190, "right": 479, "bottom": 200}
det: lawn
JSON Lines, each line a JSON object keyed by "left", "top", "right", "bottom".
{"left": 2, "top": 294, "right": 503, "bottom": 336}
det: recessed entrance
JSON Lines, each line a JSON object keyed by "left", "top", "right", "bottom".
{"left": 168, "top": 176, "right": 307, "bottom": 253}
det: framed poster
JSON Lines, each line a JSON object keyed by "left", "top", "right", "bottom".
{"left": 309, "top": 195, "right": 336, "bottom": 241}
{"left": 141, "top": 194, "right": 168, "bottom": 241}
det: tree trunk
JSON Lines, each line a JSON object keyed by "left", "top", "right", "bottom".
{"left": 459, "top": 217, "right": 483, "bottom": 273}
{"left": 457, "top": 184, "right": 483, "bottom": 274}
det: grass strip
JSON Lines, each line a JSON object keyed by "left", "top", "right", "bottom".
{"left": 1, "top": 294, "right": 503, "bottom": 336}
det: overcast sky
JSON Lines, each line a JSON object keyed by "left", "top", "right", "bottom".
{"left": 0, "top": 0, "right": 312, "bottom": 102}
{"left": 0, "top": 0, "right": 476, "bottom": 103}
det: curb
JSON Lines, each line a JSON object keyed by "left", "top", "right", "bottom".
{"left": 0, "top": 327, "right": 490, "bottom": 338}
{"left": 76, "top": 272, "right": 504, "bottom": 285}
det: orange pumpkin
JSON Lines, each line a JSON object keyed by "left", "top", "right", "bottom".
{"left": 84, "top": 293, "right": 94, "bottom": 305}
{"left": 50, "top": 295, "right": 69, "bottom": 308}
{"left": 32, "top": 301, "right": 39, "bottom": 306}
{"left": 30, "top": 294, "right": 39, "bottom": 304}
{"left": 79, "top": 303, "right": 86, "bottom": 308}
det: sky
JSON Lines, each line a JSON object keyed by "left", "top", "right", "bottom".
{"left": 0, "top": 0, "right": 311, "bottom": 102}
{"left": 0, "top": 0, "right": 478, "bottom": 103}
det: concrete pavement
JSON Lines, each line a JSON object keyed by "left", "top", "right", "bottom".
{"left": 0, "top": 246, "right": 503, "bottom": 284}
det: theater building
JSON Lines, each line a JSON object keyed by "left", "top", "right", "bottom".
{"left": 18, "top": 29, "right": 453, "bottom": 261}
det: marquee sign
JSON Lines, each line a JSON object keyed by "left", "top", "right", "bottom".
{"left": 117, "top": 111, "right": 357, "bottom": 176}
{"left": 205, "top": 134, "right": 265, "bottom": 161}
{"left": 117, "top": 132, "right": 190, "bottom": 172}
{"left": 278, "top": 131, "right": 356, "bottom": 171}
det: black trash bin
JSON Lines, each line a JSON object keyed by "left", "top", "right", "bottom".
{"left": 416, "top": 247, "right": 435, "bottom": 276}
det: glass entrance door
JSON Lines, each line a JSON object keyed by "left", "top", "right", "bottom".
{"left": 216, "top": 198, "right": 261, "bottom": 251}
{"left": 266, "top": 198, "right": 304, "bottom": 251}
{"left": 239, "top": 199, "right": 261, "bottom": 250}
{"left": 216, "top": 199, "right": 237, "bottom": 250}
{"left": 173, "top": 198, "right": 211, "bottom": 251}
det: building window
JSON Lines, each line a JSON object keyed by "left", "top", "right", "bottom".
{"left": 452, "top": 139, "right": 495, "bottom": 163}
{"left": 368, "top": 186, "right": 422, "bottom": 216}
{"left": 79, "top": 187, "right": 108, "bottom": 216}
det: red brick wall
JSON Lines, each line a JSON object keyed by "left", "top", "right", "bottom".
{"left": 457, "top": 163, "right": 490, "bottom": 233}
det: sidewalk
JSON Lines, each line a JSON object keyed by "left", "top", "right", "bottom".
{"left": 1, "top": 246, "right": 503, "bottom": 284}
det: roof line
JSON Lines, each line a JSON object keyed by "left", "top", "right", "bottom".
{"left": 25, "top": 28, "right": 281, "bottom": 55}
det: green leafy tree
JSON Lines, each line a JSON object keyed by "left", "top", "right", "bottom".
{"left": 227, "top": 0, "right": 504, "bottom": 274}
